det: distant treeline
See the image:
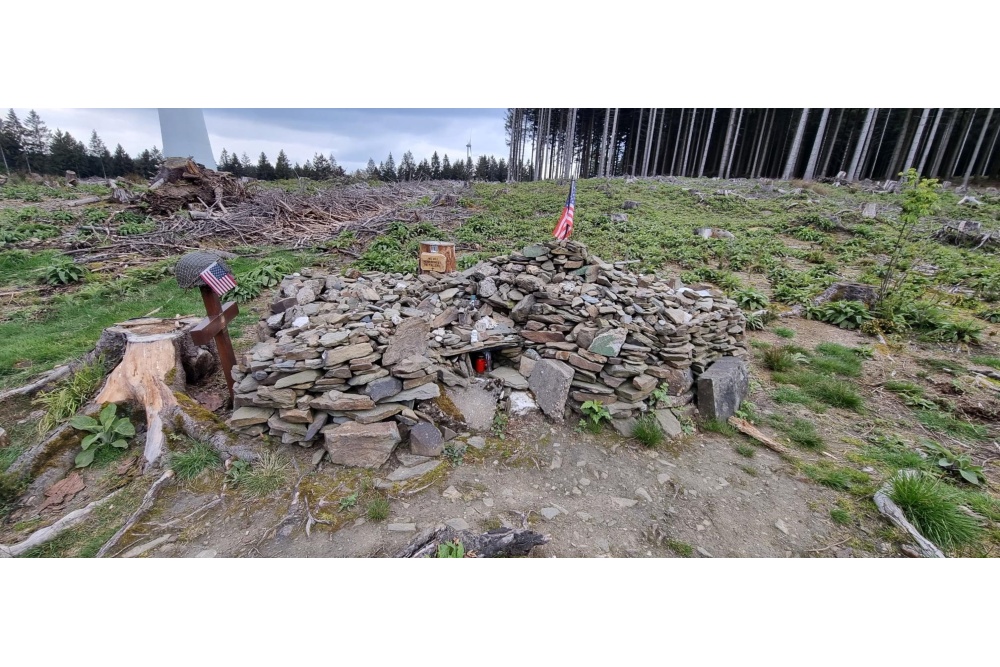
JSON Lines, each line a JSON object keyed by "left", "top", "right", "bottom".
{"left": 0, "top": 108, "right": 515, "bottom": 183}
{"left": 505, "top": 108, "right": 1000, "bottom": 186}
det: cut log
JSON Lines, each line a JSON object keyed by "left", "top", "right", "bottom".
{"left": 727, "top": 417, "right": 791, "bottom": 457}
{"left": 64, "top": 196, "right": 102, "bottom": 207}
{"left": 394, "top": 525, "right": 549, "bottom": 558}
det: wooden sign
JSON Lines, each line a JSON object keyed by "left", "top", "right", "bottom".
{"left": 418, "top": 240, "right": 456, "bottom": 274}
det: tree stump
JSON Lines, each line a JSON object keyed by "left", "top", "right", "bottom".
{"left": 143, "top": 157, "right": 247, "bottom": 215}
{"left": 419, "top": 241, "right": 457, "bottom": 274}
{"left": 93, "top": 317, "right": 218, "bottom": 468}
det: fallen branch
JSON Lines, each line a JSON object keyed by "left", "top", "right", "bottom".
{"left": 0, "top": 490, "right": 122, "bottom": 558}
{"left": 873, "top": 472, "right": 945, "bottom": 558}
{"left": 64, "top": 196, "right": 102, "bottom": 207}
{"left": 394, "top": 525, "right": 549, "bottom": 558}
{"left": 95, "top": 470, "right": 174, "bottom": 558}
{"left": 728, "top": 417, "right": 792, "bottom": 457}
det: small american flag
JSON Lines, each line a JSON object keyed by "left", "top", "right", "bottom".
{"left": 552, "top": 179, "right": 576, "bottom": 241}
{"left": 199, "top": 261, "right": 237, "bottom": 295}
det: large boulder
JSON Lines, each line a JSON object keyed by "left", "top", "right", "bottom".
{"left": 409, "top": 422, "right": 444, "bottom": 457}
{"left": 528, "top": 359, "right": 575, "bottom": 422}
{"left": 696, "top": 357, "right": 748, "bottom": 421}
{"left": 323, "top": 421, "right": 401, "bottom": 468}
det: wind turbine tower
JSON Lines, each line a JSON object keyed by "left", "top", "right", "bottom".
{"left": 157, "top": 109, "right": 217, "bottom": 169}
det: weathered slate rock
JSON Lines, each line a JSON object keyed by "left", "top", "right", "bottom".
{"left": 323, "top": 421, "right": 401, "bottom": 468}
{"left": 588, "top": 327, "right": 628, "bottom": 357}
{"left": 391, "top": 355, "right": 433, "bottom": 376}
{"left": 310, "top": 390, "right": 376, "bottom": 411}
{"left": 383, "top": 382, "right": 441, "bottom": 403}
{"left": 359, "top": 375, "right": 402, "bottom": 401}
{"left": 347, "top": 403, "right": 405, "bottom": 424}
{"left": 387, "top": 459, "right": 442, "bottom": 482}
{"left": 382, "top": 317, "right": 430, "bottom": 366}
{"left": 409, "top": 422, "right": 445, "bottom": 457}
{"left": 653, "top": 409, "right": 683, "bottom": 438}
{"left": 254, "top": 386, "right": 297, "bottom": 408}
{"left": 528, "top": 359, "right": 575, "bottom": 422}
{"left": 521, "top": 330, "right": 565, "bottom": 344}
{"left": 324, "top": 342, "right": 375, "bottom": 367}
{"left": 228, "top": 407, "right": 274, "bottom": 428}
{"left": 489, "top": 366, "right": 529, "bottom": 390}
{"left": 274, "top": 370, "right": 321, "bottom": 389}
{"left": 279, "top": 407, "right": 313, "bottom": 424}
{"left": 510, "top": 293, "right": 536, "bottom": 323}
{"left": 696, "top": 356, "right": 749, "bottom": 420}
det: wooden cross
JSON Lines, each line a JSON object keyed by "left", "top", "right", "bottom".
{"left": 190, "top": 286, "right": 239, "bottom": 401}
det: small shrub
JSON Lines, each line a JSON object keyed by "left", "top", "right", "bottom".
{"left": 229, "top": 282, "right": 262, "bottom": 303}
{"left": 245, "top": 264, "right": 288, "bottom": 287}
{"left": 169, "top": 441, "right": 220, "bottom": 481}
{"left": 42, "top": 261, "right": 86, "bottom": 285}
{"left": 734, "top": 288, "right": 769, "bottom": 310}
{"left": 927, "top": 318, "right": 984, "bottom": 345}
{"left": 580, "top": 400, "right": 612, "bottom": 431}
{"left": 339, "top": 492, "right": 359, "bottom": 512}
{"left": 806, "top": 301, "right": 874, "bottom": 330}
{"left": 761, "top": 346, "right": 799, "bottom": 372}
{"left": 444, "top": 442, "right": 467, "bottom": 466}
{"left": 774, "top": 327, "right": 795, "bottom": 339}
{"left": 632, "top": 414, "right": 664, "bottom": 448}
{"left": 888, "top": 473, "right": 982, "bottom": 549}
{"left": 366, "top": 497, "right": 390, "bottom": 522}
{"left": 235, "top": 452, "right": 289, "bottom": 498}
{"left": 920, "top": 440, "right": 986, "bottom": 485}
{"left": 437, "top": 539, "right": 466, "bottom": 558}
{"left": 69, "top": 403, "right": 136, "bottom": 468}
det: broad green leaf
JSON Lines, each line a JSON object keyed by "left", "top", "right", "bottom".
{"left": 75, "top": 448, "right": 96, "bottom": 468}
{"left": 959, "top": 469, "right": 981, "bottom": 485}
{"left": 69, "top": 415, "right": 100, "bottom": 431}
{"left": 111, "top": 439, "right": 129, "bottom": 449}
{"left": 100, "top": 403, "right": 117, "bottom": 427}
{"left": 113, "top": 420, "right": 136, "bottom": 437}
{"left": 938, "top": 458, "right": 951, "bottom": 467}
{"left": 81, "top": 433, "right": 99, "bottom": 450}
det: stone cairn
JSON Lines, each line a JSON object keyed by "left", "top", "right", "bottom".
{"left": 228, "top": 240, "right": 748, "bottom": 467}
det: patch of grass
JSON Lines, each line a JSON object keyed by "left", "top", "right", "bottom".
{"left": 169, "top": 441, "right": 220, "bottom": 481}
{"left": 802, "top": 461, "right": 872, "bottom": 494}
{"left": 884, "top": 380, "right": 924, "bottom": 396}
{"left": 773, "top": 327, "right": 795, "bottom": 339}
{"left": 735, "top": 443, "right": 755, "bottom": 458}
{"left": 830, "top": 507, "right": 853, "bottom": 525}
{"left": 916, "top": 358, "right": 966, "bottom": 375}
{"left": 0, "top": 443, "right": 26, "bottom": 473}
{"left": 366, "top": 496, "right": 390, "bottom": 522}
{"left": 774, "top": 370, "right": 864, "bottom": 411}
{"left": 632, "top": 414, "right": 664, "bottom": 448}
{"left": 701, "top": 418, "right": 737, "bottom": 437}
{"left": 666, "top": 539, "right": 694, "bottom": 557}
{"left": 916, "top": 410, "right": 988, "bottom": 441}
{"left": 760, "top": 345, "right": 799, "bottom": 372}
{"left": 971, "top": 356, "right": 1000, "bottom": 371}
{"left": 811, "top": 343, "right": 863, "bottom": 377}
{"left": 32, "top": 358, "right": 106, "bottom": 434}
{"left": 777, "top": 417, "right": 824, "bottom": 449}
{"left": 858, "top": 434, "right": 934, "bottom": 472}
{"left": 237, "top": 451, "right": 290, "bottom": 498}
{"left": 888, "top": 473, "right": 983, "bottom": 550}
{"left": 771, "top": 385, "right": 824, "bottom": 412}
{"left": 738, "top": 464, "right": 759, "bottom": 477}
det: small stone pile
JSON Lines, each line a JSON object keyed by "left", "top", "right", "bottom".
{"left": 228, "top": 240, "right": 748, "bottom": 467}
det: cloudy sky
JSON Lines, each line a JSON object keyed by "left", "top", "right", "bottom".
{"left": 7, "top": 108, "right": 509, "bottom": 172}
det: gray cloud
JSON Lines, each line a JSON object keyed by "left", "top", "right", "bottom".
{"left": 9, "top": 108, "right": 509, "bottom": 171}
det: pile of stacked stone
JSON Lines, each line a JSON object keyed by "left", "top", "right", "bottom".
{"left": 227, "top": 240, "right": 747, "bottom": 467}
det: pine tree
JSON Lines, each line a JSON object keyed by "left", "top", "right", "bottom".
{"left": 329, "top": 154, "right": 345, "bottom": 178}
{"left": 134, "top": 149, "right": 155, "bottom": 177}
{"left": 150, "top": 146, "right": 163, "bottom": 165}
{"left": 275, "top": 150, "right": 292, "bottom": 180}
{"left": 415, "top": 158, "right": 431, "bottom": 180}
{"left": 441, "top": 154, "right": 452, "bottom": 179}
{"left": 430, "top": 151, "right": 441, "bottom": 179}
{"left": 48, "top": 130, "right": 83, "bottom": 174}
{"left": 1, "top": 110, "right": 25, "bottom": 171}
{"left": 497, "top": 158, "right": 509, "bottom": 182}
{"left": 312, "top": 153, "right": 332, "bottom": 179}
{"left": 398, "top": 150, "right": 416, "bottom": 181}
{"left": 86, "top": 130, "right": 109, "bottom": 178}
{"left": 382, "top": 153, "right": 397, "bottom": 182}
{"left": 218, "top": 149, "right": 230, "bottom": 171}
{"left": 366, "top": 158, "right": 379, "bottom": 180}
{"left": 22, "top": 109, "right": 50, "bottom": 172}
{"left": 111, "top": 144, "right": 134, "bottom": 177}
{"left": 257, "top": 152, "right": 275, "bottom": 180}
{"left": 475, "top": 154, "right": 490, "bottom": 180}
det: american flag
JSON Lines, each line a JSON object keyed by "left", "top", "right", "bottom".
{"left": 199, "top": 261, "right": 237, "bottom": 295}
{"left": 552, "top": 179, "right": 576, "bottom": 241}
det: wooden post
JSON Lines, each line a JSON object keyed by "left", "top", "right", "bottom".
{"left": 419, "top": 241, "right": 457, "bottom": 274}
{"left": 190, "top": 286, "right": 239, "bottom": 401}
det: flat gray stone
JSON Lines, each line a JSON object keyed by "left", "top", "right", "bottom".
{"left": 362, "top": 376, "right": 403, "bottom": 402}
{"left": 610, "top": 496, "right": 638, "bottom": 509}
{"left": 323, "top": 421, "right": 401, "bottom": 468}
{"left": 319, "top": 330, "right": 351, "bottom": 347}
{"left": 274, "top": 371, "right": 322, "bottom": 389}
{"left": 387, "top": 459, "right": 442, "bottom": 481}
{"left": 409, "top": 422, "right": 444, "bottom": 457}
{"left": 324, "top": 342, "right": 375, "bottom": 367}
{"left": 195, "top": 549, "right": 218, "bottom": 558}
{"left": 444, "top": 385, "right": 497, "bottom": 431}
{"left": 489, "top": 366, "right": 529, "bottom": 390}
{"left": 509, "top": 391, "right": 538, "bottom": 416}
{"left": 528, "top": 359, "right": 575, "bottom": 422}
{"left": 466, "top": 436, "right": 487, "bottom": 450}
{"left": 588, "top": 327, "right": 628, "bottom": 357}
{"left": 612, "top": 417, "right": 636, "bottom": 437}
{"left": 228, "top": 407, "right": 274, "bottom": 428}
{"left": 382, "top": 317, "right": 430, "bottom": 366}
{"left": 445, "top": 518, "right": 470, "bottom": 531}
{"left": 384, "top": 382, "right": 440, "bottom": 403}
{"left": 653, "top": 409, "right": 683, "bottom": 439}
{"left": 347, "top": 403, "right": 404, "bottom": 424}
{"left": 635, "top": 487, "right": 653, "bottom": 503}
{"left": 387, "top": 523, "right": 417, "bottom": 532}
{"left": 540, "top": 507, "right": 561, "bottom": 520}
{"left": 696, "top": 356, "right": 749, "bottom": 420}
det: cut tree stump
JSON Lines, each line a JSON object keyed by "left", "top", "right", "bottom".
{"left": 93, "top": 317, "right": 217, "bottom": 469}
{"left": 144, "top": 157, "right": 248, "bottom": 215}
{"left": 932, "top": 220, "right": 998, "bottom": 250}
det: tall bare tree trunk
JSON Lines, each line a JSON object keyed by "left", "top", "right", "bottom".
{"left": 629, "top": 108, "right": 643, "bottom": 176}
{"left": 819, "top": 108, "right": 844, "bottom": 178}
{"left": 980, "top": 112, "right": 1000, "bottom": 177}
{"left": 847, "top": 108, "right": 876, "bottom": 181}
{"left": 886, "top": 108, "right": 913, "bottom": 179}
{"left": 597, "top": 108, "right": 610, "bottom": 178}
{"left": 680, "top": 109, "right": 698, "bottom": 177}
{"left": 562, "top": 108, "right": 577, "bottom": 180}
{"left": 670, "top": 109, "right": 684, "bottom": 176}
{"left": 752, "top": 109, "right": 773, "bottom": 178}
{"left": 962, "top": 108, "right": 994, "bottom": 189}
{"left": 903, "top": 108, "right": 931, "bottom": 173}
{"left": 725, "top": 108, "right": 743, "bottom": 179}
{"left": 781, "top": 108, "right": 810, "bottom": 181}
{"left": 696, "top": 108, "right": 717, "bottom": 177}
{"left": 652, "top": 109, "right": 666, "bottom": 177}
{"left": 868, "top": 109, "right": 892, "bottom": 179}
{"left": 607, "top": 108, "right": 619, "bottom": 176}
{"left": 931, "top": 109, "right": 956, "bottom": 178}
{"left": 856, "top": 108, "right": 880, "bottom": 180}
{"left": 916, "top": 108, "right": 944, "bottom": 176}
{"left": 641, "top": 108, "right": 657, "bottom": 177}
{"left": 800, "top": 108, "right": 829, "bottom": 181}
{"left": 717, "top": 109, "right": 736, "bottom": 178}
{"left": 948, "top": 109, "right": 976, "bottom": 178}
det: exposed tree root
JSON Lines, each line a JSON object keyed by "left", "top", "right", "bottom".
{"left": 95, "top": 470, "right": 174, "bottom": 558}
{"left": 0, "top": 490, "right": 122, "bottom": 558}
{"left": 394, "top": 525, "right": 549, "bottom": 558}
